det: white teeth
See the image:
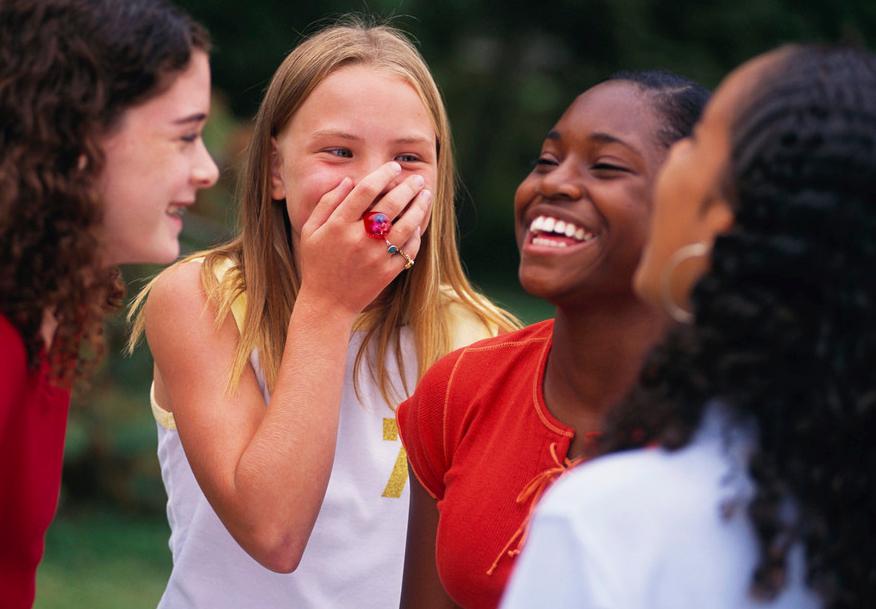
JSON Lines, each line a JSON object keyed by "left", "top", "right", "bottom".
{"left": 167, "top": 206, "right": 186, "bottom": 218}
{"left": 532, "top": 237, "right": 568, "bottom": 248}
{"left": 528, "top": 214, "right": 595, "bottom": 243}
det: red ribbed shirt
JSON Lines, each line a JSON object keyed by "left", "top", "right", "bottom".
{"left": 0, "top": 314, "right": 71, "bottom": 609}
{"left": 398, "top": 320, "right": 590, "bottom": 609}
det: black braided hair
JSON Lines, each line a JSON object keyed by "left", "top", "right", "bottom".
{"left": 607, "top": 69, "right": 711, "bottom": 148}
{"left": 602, "top": 46, "right": 876, "bottom": 607}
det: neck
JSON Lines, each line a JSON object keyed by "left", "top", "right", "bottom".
{"left": 41, "top": 308, "right": 58, "bottom": 352}
{"left": 544, "top": 295, "right": 667, "bottom": 432}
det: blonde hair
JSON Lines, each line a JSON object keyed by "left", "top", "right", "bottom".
{"left": 129, "top": 18, "right": 520, "bottom": 404}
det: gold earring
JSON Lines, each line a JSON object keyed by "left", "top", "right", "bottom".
{"left": 660, "top": 242, "right": 710, "bottom": 324}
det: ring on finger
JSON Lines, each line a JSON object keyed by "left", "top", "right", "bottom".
{"left": 363, "top": 211, "right": 392, "bottom": 239}
{"left": 384, "top": 239, "right": 414, "bottom": 270}
{"left": 398, "top": 249, "right": 415, "bottom": 270}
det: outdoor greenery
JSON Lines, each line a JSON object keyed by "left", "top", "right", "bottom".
{"left": 37, "top": 1, "right": 874, "bottom": 606}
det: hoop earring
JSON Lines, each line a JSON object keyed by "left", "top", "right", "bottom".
{"left": 660, "top": 242, "right": 710, "bottom": 324}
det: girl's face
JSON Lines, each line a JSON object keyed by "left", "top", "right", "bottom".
{"left": 515, "top": 81, "right": 666, "bottom": 306}
{"left": 633, "top": 53, "right": 781, "bottom": 315}
{"left": 95, "top": 51, "right": 219, "bottom": 266}
{"left": 271, "top": 64, "right": 438, "bottom": 252}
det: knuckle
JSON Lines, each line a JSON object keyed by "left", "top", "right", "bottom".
{"left": 357, "top": 180, "right": 381, "bottom": 200}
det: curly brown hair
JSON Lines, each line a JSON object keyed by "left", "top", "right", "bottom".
{"left": 0, "top": 0, "right": 209, "bottom": 386}
{"left": 603, "top": 46, "right": 876, "bottom": 607}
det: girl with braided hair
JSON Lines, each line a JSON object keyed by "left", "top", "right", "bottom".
{"left": 502, "top": 45, "right": 876, "bottom": 609}
{"left": 0, "top": 1, "right": 217, "bottom": 606}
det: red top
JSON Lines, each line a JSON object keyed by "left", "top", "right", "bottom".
{"left": 0, "top": 314, "right": 71, "bottom": 609}
{"left": 397, "top": 320, "right": 593, "bottom": 609}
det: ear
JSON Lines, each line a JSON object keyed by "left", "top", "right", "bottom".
{"left": 701, "top": 198, "right": 734, "bottom": 245}
{"left": 270, "top": 137, "right": 286, "bottom": 200}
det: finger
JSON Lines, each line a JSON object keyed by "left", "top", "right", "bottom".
{"left": 397, "top": 227, "right": 422, "bottom": 270}
{"left": 368, "top": 173, "right": 427, "bottom": 223}
{"left": 333, "top": 161, "right": 403, "bottom": 222}
{"left": 303, "top": 177, "right": 354, "bottom": 234}
{"left": 384, "top": 188, "right": 432, "bottom": 250}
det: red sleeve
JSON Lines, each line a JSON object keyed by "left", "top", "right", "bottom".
{"left": 396, "top": 347, "right": 466, "bottom": 500}
{"left": 0, "top": 315, "right": 28, "bottom": 436}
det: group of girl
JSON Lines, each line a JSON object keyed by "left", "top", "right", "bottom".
{"left": 1, "top": 2, "right": 873, "bottom": 609}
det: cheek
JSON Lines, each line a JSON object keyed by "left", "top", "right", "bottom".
{"left": 284, "top": 164, "right": 345, "bottom": 232}
{"left": 513, "top": 176, "right": 537, "bottom": 215}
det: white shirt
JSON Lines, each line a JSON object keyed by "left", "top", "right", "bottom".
{"left": 500, "top": 405, "right": 821, "bottom": 609}
{"left": 150, "top": 260, "right": 496, "bottom": 608}
{"left": 154, "top": 331, "right": 415, "bottom": 609}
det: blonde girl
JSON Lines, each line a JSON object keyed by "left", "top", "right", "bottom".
{"left": 129, "top": 20, "right": 518, "bottom": 609}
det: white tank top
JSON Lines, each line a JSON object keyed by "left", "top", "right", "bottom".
{"left": 152, "top": 261, "right": 495, "bottom": 609}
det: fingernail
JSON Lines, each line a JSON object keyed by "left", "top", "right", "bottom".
{"left": 389, "top": 161, "right": 402, "bottom": 174}
{"left": 411, "top": 174, "right": 425, "bottom": 188}
{"left": 422, "top": 189, "right": 433, "bottom": 201}
{"left": 340, "top": 177, "right": 352, "bottom": 188}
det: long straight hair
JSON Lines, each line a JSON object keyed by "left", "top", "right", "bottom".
{"left": 130, "top": 18, "right": 520, "bottom": 404}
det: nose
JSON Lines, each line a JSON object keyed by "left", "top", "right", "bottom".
{"left": 538, "top": 161, "right": 582, "bottom": 201}
{"left": 192, "top": 141, "right": 219, "bottom": 189}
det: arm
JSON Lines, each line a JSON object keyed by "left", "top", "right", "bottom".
{"left": 399, "top": 471, "right": 462, "bottom": 609}
{"left": 147, "top": 163, "right": 432, "bottom": 573}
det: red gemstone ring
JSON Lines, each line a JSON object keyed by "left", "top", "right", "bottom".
{"left": 363, "top": 211, "right": 392, "bottom": 239}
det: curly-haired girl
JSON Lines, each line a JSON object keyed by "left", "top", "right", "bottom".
{"left": 503, "top": 45, "right": 876, "bottom": 609}
{"left": 0, "top": 1, "right": 217, "bottom": 606}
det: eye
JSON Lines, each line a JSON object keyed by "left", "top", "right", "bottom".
{"left": 180, "top": 133, "right": 200, "bottom": 144}
{"left": 592, "top": 162, "right": 630, "bottom": 174}
{"left": 531, "top": 155, "right": 559, "bottom": 170}
{"left": 324, "top": 147, "right": 353, "bottom": 158}
{"left": 395, "top": 153, "right": 422, "bottom": 163}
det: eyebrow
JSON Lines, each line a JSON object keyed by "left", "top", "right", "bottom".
{"left": 311, "top": 129, "right": 433, "bottom": 145}
{"left": 547, "top": 129, "right": 643, "bottom": 158}
{"left": 173, "top": 112, "right": 208, "bottom": 125}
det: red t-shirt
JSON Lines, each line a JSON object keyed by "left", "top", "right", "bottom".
{"left": 397, "top": 320, "right": 591, "bottom": 609}
{"left": 0, "top": 314, "right": 71, "bottom": 609}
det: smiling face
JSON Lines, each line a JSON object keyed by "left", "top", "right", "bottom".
{"left": 633, "top": 52, "right": 784, "bottom": 315}
{"left": 515, "top": 81, "right": 667, "bottom": 306}
{"left": 95, "top": 51, "right": 219, "bottom": 266}
{"left": 271, "top": 64, "right": 438, "bottom": 252}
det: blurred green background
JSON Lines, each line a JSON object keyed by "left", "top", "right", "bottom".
{"left": 36, "top": 0, "right": 874, "bottom": 606}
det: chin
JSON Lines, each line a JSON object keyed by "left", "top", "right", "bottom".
{"left": 138, "top": 241, "right": 181, "bottom": 266}
{"left": 518, "top": 268, "right": 558, "bottom": 301}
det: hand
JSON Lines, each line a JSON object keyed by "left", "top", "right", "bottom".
{"left": 296, "top": 162, "right": 433, "bottom": 316}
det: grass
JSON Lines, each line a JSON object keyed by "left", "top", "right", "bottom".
{"left": 34, "top": 509, "right": 171, "bottom": 609}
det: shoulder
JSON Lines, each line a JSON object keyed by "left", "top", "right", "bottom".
{"left": 417, "top": 319, "right": 553, "bottom": 389}
{"left": 0, "top": 313, "right": 27, "bottom": 382}
{"left": 452, "top": 318, "right": 553, "bottom": 360}
{"left": 540, "top": 430, "right": 744, "bottom": 537}
{"left": 145, "top": 259, "right": 207, "bottom": 320}
{"left": 0, "top": 313, "right": 25, "bottom": 354}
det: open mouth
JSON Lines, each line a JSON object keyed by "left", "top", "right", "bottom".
{"left": 166, "top": 204, "right": 188, "bottom": 219}
{"left": 527, "top": 215, "right": 596, "bottom": 249}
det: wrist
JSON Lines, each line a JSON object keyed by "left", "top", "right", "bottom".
{"left": 293, "top": 287, "right": 359, "bottom": 328}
